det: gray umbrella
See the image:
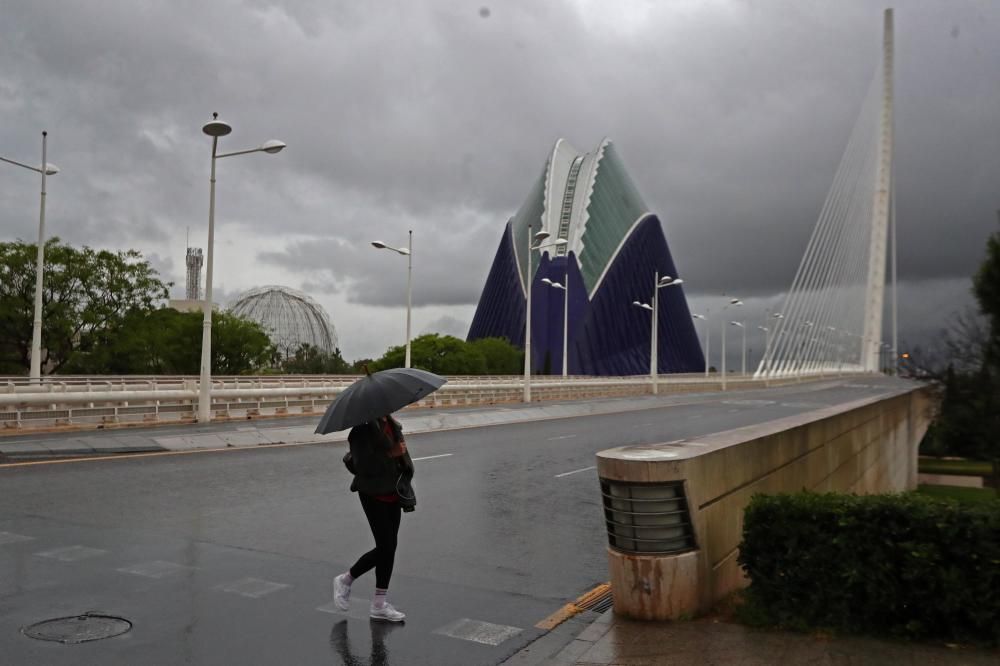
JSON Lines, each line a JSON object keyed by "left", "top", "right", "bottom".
{"left": 314, "top": 367, "right": 447, "bottom": 434}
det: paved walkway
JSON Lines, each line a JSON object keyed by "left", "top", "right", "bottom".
{"left": 516, "top": 611, "right": 1000, "bottom": 665}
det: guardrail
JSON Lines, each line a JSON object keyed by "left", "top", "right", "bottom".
{"left": 0, "top": 374, "right": 808, "bottom": 432}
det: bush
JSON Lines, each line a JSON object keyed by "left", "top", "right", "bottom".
{"left": 737, "top": 492, "right": 1000, "bottom": 644}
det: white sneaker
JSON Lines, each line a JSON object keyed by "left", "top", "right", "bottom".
{"left": 369, "top": 602, "right": 405, "bottom": 622}
{"left": 332, "top": 574, "right": 351, "bottom": 611}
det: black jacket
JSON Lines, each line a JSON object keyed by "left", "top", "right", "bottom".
{"left": 347, "top": 418, "right": 416, "bottom": 510}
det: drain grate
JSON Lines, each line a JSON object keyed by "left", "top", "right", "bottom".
{"left": 22, "top": 612, "right": 131, "bottom": 644}
{"left": 535, "top": 583, "right": 612, "bottom": 630}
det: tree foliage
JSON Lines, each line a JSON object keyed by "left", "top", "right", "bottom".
{"left": 281, "top": 343, "right": 352, "bottom": 374}
{"left": 920, "top": 221, "right": 1000, "bottom": 489}
{"left": 0, "top": 238, "right": 170, "bottom": 374}
{"left": 371, "top": 334, "right": 522, "bottom": 375}
{"left": 62, "top": 309, "right": 274, "bottom": 375}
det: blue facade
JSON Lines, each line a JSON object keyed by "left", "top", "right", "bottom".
{"left": 467, "top": 219, "right": 704, "bottom": 375}
{"left": 467, "top": 138, "right": 705, "bottom": 376}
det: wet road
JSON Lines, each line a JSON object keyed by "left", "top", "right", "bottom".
{"left": 0, "top": 378, "right": 907, "bottom": 665}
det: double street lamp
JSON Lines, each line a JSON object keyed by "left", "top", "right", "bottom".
{"left": 1, "top": 132, "right": 59, "bottom": 382}
{"left": 632, "top": 272, "right": 683, "bottom": 395}
{"left": 730, "top": 321, "right": 747, "bottom": 376}
{"left": 720, "top": 297, "right": 743, "bottom": 390}
{"left": 523, "top": 227, "right": 567, "bottom": 401}
{"left": 198, "top": 114, "right": 285, "bottom": 423}
{"left": 371, "top": 232, "right": 413, "bottom": 368}
{"left": 542, "top": 275, "right": 569, "bottom": 377}
{"left": 692, "top": 313, "right": 709, "bottom": 377}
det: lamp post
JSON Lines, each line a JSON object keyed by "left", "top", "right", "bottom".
{"left": 2, "top": 132, "right": 59, "bottom": 382}
{"left": 523, "top": 227, "right": 567, "bottom": 401}
{"left": 371, "top": 231, "right": 413, "bottom": 368}
{"left": 757, "top": 326, "right": 770, "bottom": 375}
{"left": 542, "top": 274, "right": 569, "bottom": 377}
{"left": 633, "top": 273, "right": 683, "bottom": 394}
{"left": 693, "top": 312, "right": 709, "bottom": 378}
{"left": 720, "top": 298, "right": 743, "bottom": 390}
{"left": 198, "top": 114, "right": 285, "bottom": 423}
{"left": 730, "top": 321, "right": 746, "bottom": 376}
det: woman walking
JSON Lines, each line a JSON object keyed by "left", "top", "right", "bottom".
{"left": 333, "top": 414, "right": 415, "bottom": 622}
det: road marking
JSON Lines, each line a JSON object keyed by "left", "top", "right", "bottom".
{"left": 0, "top": 531, "right": 34, "bottom": 545}
{"left": 536, "top": 583, "right": 612, "bottom": 630}
{"left": 546, "top": 434, "right": 577, "bottom": 441}
{"left": 555, "top": 465, "right": 596, "bottom": 478}
{"left": 412, "top": 453, "right": 453, "bottom": 462}
{"left": 118, "top": 560, "right": 193, "bottom": 579}
{"left": 217, "top": 577, "right": 290, "bottom": 598}
{"left": 36, "top": 545, "right": 107, "bottom": 562}
{"left": 432, "top": 618, "right": 522, "bottom": 646}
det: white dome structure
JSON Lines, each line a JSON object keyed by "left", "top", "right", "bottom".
{"left": 229, "top": 286, "right": 338, "bottom": 356}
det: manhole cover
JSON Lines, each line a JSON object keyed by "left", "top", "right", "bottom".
{"left": 22, "top": 612, "right": 131, "bottom": 644}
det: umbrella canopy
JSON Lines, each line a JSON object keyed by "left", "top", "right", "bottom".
{"left": 315, "top": 367, "right": 447, "bottom": 434}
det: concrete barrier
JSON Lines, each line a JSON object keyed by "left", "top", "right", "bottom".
{"left": 0, "top": 374, "right": 812, "bottom": 432}
{"left": 596, "top": 382, "right": 936, "bottom": 621}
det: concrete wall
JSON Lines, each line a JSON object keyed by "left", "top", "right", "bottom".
{"left": 1, "top": 374, "right": 811, "bottom": 432}
{"left": 596, "top": 382, "right": 936, "bottom": 620}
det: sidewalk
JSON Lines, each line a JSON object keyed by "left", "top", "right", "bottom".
{"left": 511, "top": 610, "right": 1000, "bottom": 665}
{"left": 0, "top": 382, "right": 844, "bottom": 461}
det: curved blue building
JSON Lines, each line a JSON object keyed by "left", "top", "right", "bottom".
{"left": 468, "top": 138, "right": 704, "bottom": 376}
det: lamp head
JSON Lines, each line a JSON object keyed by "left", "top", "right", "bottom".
{"left": 260, "top": 140, "right": 286, "bottom": 154}
{"left": 202, "top": 113, "right": 233, "bottom": 137}
{"left": 730, "top": 298, "right": 743, "bottom": 306}
{"left": 669, "top": 278, "right": 684, "bottom": 286}
{"left": 533, "top": 230, "right": 551, "bottom": 242}
{"left": 658, "top": 276, "right": 673, "bottom": 285}
{"left": 44, "top": 163, "right": 59, "bottom": 176}
{"left": 553, "top": 238, "right": 568, "bottom": 246}
{"left": 396, "top": 248, "right": 410, "bottom": 256}
{"left": 542, "top": 278, "right": 553, "bottom": 285}
{"left": 371, "top": 241, "right": 388, "bottom": 249}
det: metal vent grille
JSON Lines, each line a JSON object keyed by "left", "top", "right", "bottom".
{"left": 600, "top": 479, "right": 696, "bottom": 555}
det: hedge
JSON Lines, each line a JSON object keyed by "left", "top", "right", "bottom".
{"left": 737, "top": 492, "right": 1000, "bottom": 644}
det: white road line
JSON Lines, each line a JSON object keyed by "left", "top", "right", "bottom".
{"left": 555, "top": 465, "right": 597, "bottom": 478}
{"left": 546, "top": 434, "right": 578, "bottom": 441}
{"left": 412, "top": 453, "right": 453, "bottom": 462}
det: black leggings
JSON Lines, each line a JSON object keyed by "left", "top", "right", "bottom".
{"left": 349, "top": 493, "right": 401, "bottom": 589}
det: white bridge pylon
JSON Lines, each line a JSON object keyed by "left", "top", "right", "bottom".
{"left": 757, "top": 8, "right": 896, "bottom": 379}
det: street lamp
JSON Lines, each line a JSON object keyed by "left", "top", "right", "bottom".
{"left": 523, "top": 227, "right": 568, "bottom": 401}
{"left": 371, "top": 232, "right": 413, "bottom": 368}
{"left": 693, "top": 313, "right": 709, "bottom": 378}
{"left": 2, "top": 132, "right": 59, "bottom": 382}
{"left": 730, "top": 321, "right": 746, "bottom": 376}
{"left": 634, "top": 273, "right": 683, "bottom": 395}
{"left": 720, "top": 298, "right": 742, "bottom": 389}
{"left": 198, "top": 113, "right": 285, "bottom": 423}
{"left": 542, "top": 276, "right": 569, "bottom": 377}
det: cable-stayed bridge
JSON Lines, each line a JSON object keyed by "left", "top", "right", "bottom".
{"left": 757, "top": 9, "right": 897, "bottom": 379}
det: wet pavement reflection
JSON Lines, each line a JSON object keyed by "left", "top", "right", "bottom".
{"left": 329, "top": 619, "right": 404, "bottom": 666}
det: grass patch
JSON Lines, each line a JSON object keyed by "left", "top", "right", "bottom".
{"left": 917, "top": 484, "right": 999, "bottom": 504}
{"left": 918, "top": 458, "right": 993, "bottom": 476}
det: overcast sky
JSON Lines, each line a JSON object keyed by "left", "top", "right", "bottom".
{"left": 1, "top": 0, "right": 997, "bottom": 366}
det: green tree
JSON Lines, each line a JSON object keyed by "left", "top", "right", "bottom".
{"left": 923, "top": 220, "right": 1000, "bottom": 493}
{"left": 370, "top": 334, "right": 523, "bottom": 375}
{"left": 467, "top": 337, "right": 523, "bottom": 374}
{"left": 372, "top": 334, "right": 484, "bottom": 374}
{"left": 61, "top": 308, "right": 273, "bottom": 375}
{"left": 282, "top": 343, "right": 351, "bottom": 374}
{"left": 0, "top": 238, "right": 170, "bottom": 374}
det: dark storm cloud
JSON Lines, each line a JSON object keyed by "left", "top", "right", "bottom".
{"left": 1, "top": 0, "right": 998, "bottom": 355}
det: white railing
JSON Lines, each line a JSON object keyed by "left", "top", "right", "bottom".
{"left": 0, "top": 373, "right": 812, "bottom": 432}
